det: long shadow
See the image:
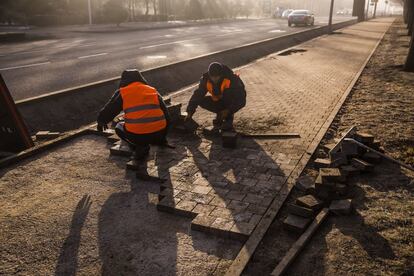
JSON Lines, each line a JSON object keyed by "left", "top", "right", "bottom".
{"left": 97, "top": 141, "right": 188, "bottom": 275}
{"left": 55, "top": 195, "right": 92, "bottom": 276}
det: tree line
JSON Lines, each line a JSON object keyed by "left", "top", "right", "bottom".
{"left": 0, "top": 0, "right": 259, "bottom": 26}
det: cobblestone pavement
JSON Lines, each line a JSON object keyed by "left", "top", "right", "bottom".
{"left": 152, "top": 18, "right": 395, "bottom": 240}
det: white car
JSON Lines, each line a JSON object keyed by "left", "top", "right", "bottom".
{"left": 282, "top": 9, "right": 294, "bottom": 19}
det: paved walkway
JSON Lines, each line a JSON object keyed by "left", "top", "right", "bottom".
{"left": 157, "top": 17, "right": 395, "bottom": 239}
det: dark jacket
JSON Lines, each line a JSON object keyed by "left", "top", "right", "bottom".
{"left": 186, "top": 65, "right": 246, "bottom": 114}
{"left": 97, "top": 72, "right": 170, "bottom": 126}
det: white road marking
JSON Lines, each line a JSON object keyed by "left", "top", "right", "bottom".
{"left": 78, "top": 52, "right": 108, "bottom": 59}
{"left": 146, "top": 55, "right": 167, "bottom": 59}
{"left": 0, "top": 61, "right": 51, "bottom": 71}
{"left": 139, "top": 38, "right": 201, "bottom": 49}
{"left": 269, "top": 29, "right": 287, "bottom": 33}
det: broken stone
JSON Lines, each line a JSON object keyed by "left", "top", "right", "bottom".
{"left": 283, "top": 214, "right": 311, "bottom": 233}
{"left": 314, "top": 158, "right": 333, "bottom": 169}
{"left": 329, "top": 199, "right": 353, "bottom": 215}
{"left": 296, "top": 195, "right": 324, "bottom": 211}
{"left": 351, "top": 158, "right": 374, "bottom": 172}
{"left": 287, "top": 203, "right": 314, "bottom": 218}
{"left": 163, "top": 97, "right": 171, "bottom": 105}
{"left": 362, "top": 152, "right": 382, "bottom": 164}
{"left": 335, "top": 183, "right": 348, "bottom": 195}
{"left": 202, "top": 126, "right": 220, "bottom": 136}
{"left": 295, "top": 175, "right": 315, "bottom": 192}
{"left": 355, "top": 132, "right": 375, "bottom": 144}
{"left": 319, "top": 168, "right": 346, "bottom": 183}
{"left": 222, "top": 131, "right": 238, "bottom": 148}
{"left": 126, "top": 159, "right": 142, "bottom": 170}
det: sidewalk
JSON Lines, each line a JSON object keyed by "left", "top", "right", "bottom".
{"left": 0, "top": 18, "right": 394, "bottom": 275}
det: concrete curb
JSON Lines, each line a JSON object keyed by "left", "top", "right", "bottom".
{"left": 16, "top": 19, "right": 357, "bottom": 132}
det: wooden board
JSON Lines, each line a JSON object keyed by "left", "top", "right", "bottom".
{"left": 0, "top": 74, "right": 34, "bottom": 152}
{"left": 271, "top": 208, "right": 330, "bottom": 276}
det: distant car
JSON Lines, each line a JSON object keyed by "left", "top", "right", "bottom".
{"left": 282, "top": 9, "right": 294, "bottom": 19}
{"left": 288, "top": 10, "right": 315, "bottom": 27}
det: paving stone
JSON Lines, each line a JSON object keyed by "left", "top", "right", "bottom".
{"left": 341, "top": 140, "right": 359, "bottom": 157}
{"left": 351, "top": 158, "right": 374, "bottom": 172}
{"left": 193, "top": 204, "right": 216, "bottom": 215}
{"left": 191, "top": 215, "right": 216, "bottom": 232}
{"left": 107, "top": 134, "right": 120, "bottom": 144}
{"left": 295, "top": 175, "right": 315, "bottom": 191}
{"left": 322, "top": 143, "right": 336, "bottom": 152}
{"left": 314, "top": 158, "right": 334, "bottom": 169}
{"left": 247, "top": 204, "right": 268, "bottom": 215}
{"left": 319, "top": 168, "right": 346, "bottom": 183}
{"left": 233, "top": 211, "right": 254, "bottom": 223}
{"left": 230, "top": 222, "right": 256, "bottom": 241}
{"left": 226, "top": 191, "right": 246, "bottom": 201}
{"left": 222, "top": 131, "right": 238, "bottom": 148}
{"left": 167, "top": 102, "right": 182, "bottom": 122}
{"left": 283, "top": 214, "right": 311, "bottom": 233}
{"left": 362, "top": 152, "right": 382, "bottom": 164}
{"left": 355, "top": 132, "right": 375, "bottom": 144}
{"left": 192, "top": 185, "right": 213, "bottom": 195}
{"left": 296, "top": 195, "right": 324, "bottom": 211}
{"left": 110, "top": 144, "right": 133, "bottom": 157}
{"left": 157, "top": 196, "right": 181, "bottom": 213}
{"left": 330, "top": 199, "right": 353, "bottom": 215}
{"left": 228, "top": 200, "right": 249, "bottom": 212}
{"left": 210, "top": 196, "right": 231, "bottom": 208}
{"left": 340, "top": 165, "right": 361, "bottom": 176}
{"left": 210, "top": 217, "right": 235, "bottom": 232}
{"left": 35, "top": 131, "right": 61, "bottom": 139}
{"left": 210, "top": 207, "right": 234, "bottom": 218}
{"left": 175, "top": 200, "right": 197, "bottom": 217}
{"left": 126, "top": 159, "right": 144, "bottom": 170}
{"left": 287, "top": 203, "right": 314, "bottom": 218}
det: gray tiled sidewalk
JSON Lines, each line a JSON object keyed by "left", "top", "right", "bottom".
{"left": 151, "top": 18, "right": 394, "bottom": 240}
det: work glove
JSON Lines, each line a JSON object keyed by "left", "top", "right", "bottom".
{"left": 97, "top": 122, "right": 108, "bottom": 132}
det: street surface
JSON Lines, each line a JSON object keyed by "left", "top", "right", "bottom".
{"left": 0, "top": 17, "right": 353, "bottom": 101}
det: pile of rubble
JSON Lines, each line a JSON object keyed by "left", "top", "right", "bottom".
{"left": 283, "top": 129, "right": 383, "bottom": 233}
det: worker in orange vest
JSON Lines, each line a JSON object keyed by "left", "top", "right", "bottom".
{"left": 97, "top": 69, "right": 170, "bottom": 160}
{"left": 185, "top": 62, "right": 246, "bottom": 131}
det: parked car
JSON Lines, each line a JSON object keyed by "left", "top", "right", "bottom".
{"left": 288, "top": 10, "right": 315, "bottom": 27}
{"left": 281, "top": 9, "right": 294, "bottom": 19}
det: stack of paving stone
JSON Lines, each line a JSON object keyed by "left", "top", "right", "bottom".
{"left": 283, "top": 131, "right": 383, "bottom": 233}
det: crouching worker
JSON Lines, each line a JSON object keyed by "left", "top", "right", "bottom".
{"left": 185, "top": 62, "right": 246, "bottom": 131}
{"left": 97, "top": 69, "right": 170, "bottom": 160}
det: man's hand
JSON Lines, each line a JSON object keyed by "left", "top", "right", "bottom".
{"left": 97, "top": 122, "right": 108, "bottom": 132}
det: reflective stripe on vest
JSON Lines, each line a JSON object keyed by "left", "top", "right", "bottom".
{"left": 120, "top": 82, "right": 167, "bottom": 134}
{"left": 206, "top": 78, "right": 231, "bottom": 102}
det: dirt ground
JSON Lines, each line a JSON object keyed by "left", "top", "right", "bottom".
{"left": 244, "top": 18, "right": 414, "bottom": 275}
{"left": 0, "top": 135, "right": 243, "bottom": 275}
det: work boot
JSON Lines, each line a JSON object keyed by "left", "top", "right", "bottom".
{"left": 221, "top": 114, "right": 234, "bottom": 131}
{"left": 132, "top": 145, "right": 150, "bottom": 160}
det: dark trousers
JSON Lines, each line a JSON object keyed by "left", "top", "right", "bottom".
{"left": 115, "top": 122, "right": 167, "bottom": 155}
{"left": 199, "top": 90, "right": 246, "bottom": 115}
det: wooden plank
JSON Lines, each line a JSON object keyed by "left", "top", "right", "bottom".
{"left": 240, "top": 133, "right": 301, "bottom": 139}
{"left": 271, "top": 208, "right": 330, "bottom": 276}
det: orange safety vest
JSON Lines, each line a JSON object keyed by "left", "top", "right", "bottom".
{"left": 120, "top": 82, "right": 167, "bottom": 135}
{"left": 206, "top": 78, "right": 231, "bottom": 102}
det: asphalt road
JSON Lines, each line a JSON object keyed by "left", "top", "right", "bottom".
{"left": 0, "top": 17, "right": 353, "bottom": 101}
